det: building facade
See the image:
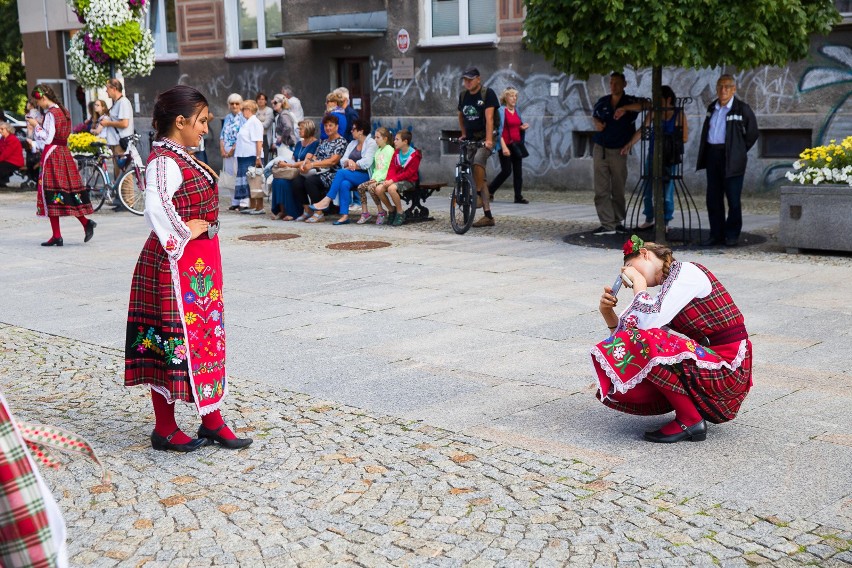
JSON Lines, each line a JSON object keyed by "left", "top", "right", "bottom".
{"left": 17, "top": 0, "right": 852, "bottom": 193}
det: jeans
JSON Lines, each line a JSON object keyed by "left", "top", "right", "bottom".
{"left": 325, "top": 169, "right": 369, "bottom": 213}
{"left": 641, "top": 157, "right": 676, "bottom": 224}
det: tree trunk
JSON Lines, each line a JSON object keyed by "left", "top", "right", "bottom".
{"left": 651, "top": 66, "right": 665, "bottom": 244}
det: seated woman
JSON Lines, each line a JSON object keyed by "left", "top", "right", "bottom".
{"left": 319, "top": 91, "right": 347, "bottom": 141}
{"left": 355, "top": 127, "right": 394, "bottom": 224}
{"left": 619, "top": 86, "right": 688, "bottom": 231}
{"left": 592, "top": 235, "right": 752, "bottom": 443}
{"left": 291, "top": 114, "right": 347, "bottom": 222}
{"left": 270, "top": 119, "right": 318, "bottom": 220}
{"left": 373, "top": 130, "right": 422, "bottom": 227}
{"left": 309, "top": 119, "right": 377, "bottom": 225}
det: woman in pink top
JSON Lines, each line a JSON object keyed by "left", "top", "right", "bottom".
{"left": 488, "top": 87, "right": 530, "bottom": 204}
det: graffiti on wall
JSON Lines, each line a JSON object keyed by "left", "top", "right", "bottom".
{"left": 179, "top": 65, "right": 278, "bottom": 102}
{"left": 370, "top": 48, "right": 848, "bottom": 188}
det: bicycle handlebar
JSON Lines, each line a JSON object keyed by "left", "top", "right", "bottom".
{"left": 439, "top": 137, "right": 486, "bottom": 148}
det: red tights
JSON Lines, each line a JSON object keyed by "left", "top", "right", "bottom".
{"left": 48, "top": 215, "right": 89, "bottom": 238}
{"left": 151, "top": 389, "right": 236, "bottom": 442}
{"left": 613, "top": 379, "right": 703, "bottom": 435}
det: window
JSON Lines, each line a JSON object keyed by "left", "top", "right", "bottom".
{"left": 835, "top": 0, "right": 852, "bottom": 16}
{"left": 760, "top": 129, "right": 812, "bottom": 159}
{"left": 149, "top": 0, "right": 178, "bottom": 60}
{"left": 422, "top": 0, "right": 497, "bottom": 46}
{"left": 225, "top": 0, "right": 283, "bottom": 56}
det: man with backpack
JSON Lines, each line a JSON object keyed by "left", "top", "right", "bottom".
{"left": 457, "top": 67, "right": 499, "bottom": 228}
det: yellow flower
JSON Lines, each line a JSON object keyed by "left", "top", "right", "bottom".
{"left": 142, "top": 338, "right": 153, "bottom": 348}
{"left": 209, "top": 289, "right": 219, "bottom": 301}
{"left": 184, "top": 312, "right": 198, "bottom": 325}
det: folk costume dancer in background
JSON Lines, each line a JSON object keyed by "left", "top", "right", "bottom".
{"left": 125, "top": 85, "right": 251, "bottom": 452}
{"left": 27, "top": 84, "right": 95, "bottom": 247}
{"left": 591, "top": 236, "right": 752, "bottom": 443}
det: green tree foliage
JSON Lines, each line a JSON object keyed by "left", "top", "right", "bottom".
{"left": 0, "top": 0, "right": 26, "bottom": 113}
{"left": 523, "top": 0, "right": 841, "bottom": 79}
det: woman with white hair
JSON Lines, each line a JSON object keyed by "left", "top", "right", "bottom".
{"left": 219, "top": 93, "right": 246, "bottom": 210}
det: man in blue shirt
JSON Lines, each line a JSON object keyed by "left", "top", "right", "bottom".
{"left": 591, "top": 72, "right": 638, "bottom": 235}
{"left": 696, "top": 75, "right": 759, "bottom": 247}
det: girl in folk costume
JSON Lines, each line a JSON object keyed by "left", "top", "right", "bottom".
{"left": 26, "top": 84, "right": 96, "bottom": 246}
{"left": 592, "top": 236, "right": 752, "bottom": 443}
{"left": 125, "top": 85, "right": 251, "bottom": 452}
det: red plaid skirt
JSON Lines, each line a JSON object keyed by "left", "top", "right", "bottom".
{"left": 124, "top": 233, "right": 194, "bottom": 403}
{"left": 592, "top": 328, "right": 752, "bottom": 424}
{"left": 36, "top": 145, "right": 92, "bottom": 217}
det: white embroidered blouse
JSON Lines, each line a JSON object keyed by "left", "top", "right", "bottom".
{"left": 32, "top": 106, "right": 57, "bottom": 150}
{"left": 144, "top": 154, "right": 192, "bottom": 262}
{"left": 617, "top": 261, "right": 712, "bottom": 332}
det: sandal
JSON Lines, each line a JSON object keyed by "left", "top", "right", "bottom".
{"left": 282, "top": 216, "right": 294, "bottom": 222}
{"left": 305, "top": 212, "right": 325, "bottom": 223}
{"left": 356, "top": 212, "right": 372, "bottom": 224}
{"left": 375, "top": 211, "right": 387, "bottom": 225}
{"left": 295, "top": 213, "right": 310, "bottom": 222}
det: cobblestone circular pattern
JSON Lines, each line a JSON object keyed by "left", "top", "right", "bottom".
{"left": 238, "top": 233, "right": 301, "bottom": 242}
{"left": 326, "top": 240, "right": 392, "bottom": 251}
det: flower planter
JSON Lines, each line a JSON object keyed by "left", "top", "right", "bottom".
{"left": 780, "top": 184, "right": 852, "bottom": 253}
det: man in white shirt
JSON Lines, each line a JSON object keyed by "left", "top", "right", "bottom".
{"left": 102, "top": 78, "right": 135, "bottom": 178}
{"left": 281, "top": 85, "right": 304, "bottom": 123}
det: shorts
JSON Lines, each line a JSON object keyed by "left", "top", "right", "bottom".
{"left": 465, "top": 145, "right": 492, "bottom": 169}
{"left": 393, "top": 180, "right": 415, "bottom": 193}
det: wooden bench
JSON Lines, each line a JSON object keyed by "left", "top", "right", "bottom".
{"left": 400, "top": 181, "right": 448, "bottom": 222}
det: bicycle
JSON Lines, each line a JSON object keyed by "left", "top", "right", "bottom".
{"left": 441, "top": 137, "right": 484, "bottom": 235}
{"left": 75, "top": 133, "right": 146, "bottom": 215}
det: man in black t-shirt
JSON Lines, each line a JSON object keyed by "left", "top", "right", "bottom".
{"left": 457, "top": 67, "right": 500, "bottom": 228}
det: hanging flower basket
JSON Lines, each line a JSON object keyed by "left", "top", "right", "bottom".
{"left": 66, "top": 0, "right": 154, "bottom": 88}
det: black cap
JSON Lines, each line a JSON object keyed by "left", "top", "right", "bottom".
{"left": 462, "top": 67, "right": 480, "bottom": 79}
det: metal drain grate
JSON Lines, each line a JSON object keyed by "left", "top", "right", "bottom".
{"left": 326, "top": 241, "right": 391, "bottom": 251}
{"left": 238, "top": 233, "right": 301, "bottom": 241}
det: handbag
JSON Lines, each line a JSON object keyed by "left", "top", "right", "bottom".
{"left": 247, "top": 167, "right": 265, "bottom": 198}
{"left": 662, "top": 130, "right": 684, "bottom": 167}
{"left": 271, "top": 163, "right": 299, "bottom": 180}
{"left": 508, "top": 141, "right": 529, "bottom": 159}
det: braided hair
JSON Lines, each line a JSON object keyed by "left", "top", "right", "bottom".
{"left": 31, "top": 84, "right": 69, "bottom": 120}
{"left": 623, "top": 237, "right": 676, "bottom": 281}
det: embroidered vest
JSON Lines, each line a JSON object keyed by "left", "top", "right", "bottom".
{"left": 149, "top": 141, "right": 218, "bottom": 223}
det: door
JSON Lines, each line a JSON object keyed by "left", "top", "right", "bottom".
{"left": 337, "top": 58, "right": 370, "bottom": 125}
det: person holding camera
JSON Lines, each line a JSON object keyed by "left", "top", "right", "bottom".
{"left": 592, "top": 235, "right": 752, "bottom": 443}
{"left": 102, "top": 78, "right": 135, "bottom": 179}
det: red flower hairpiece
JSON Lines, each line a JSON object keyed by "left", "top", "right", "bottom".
{"left": 622, "top": 235, "right": 644, "bottom": 256}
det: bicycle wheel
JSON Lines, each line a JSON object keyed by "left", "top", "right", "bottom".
{"left": 79, "top": 161, "right": 108, "bottom": 212}
{"left": 117, "top": 168, "right": 146, "bottom": 216}
{"left": 449, "top": 172, "right": 476, "bottom": 234}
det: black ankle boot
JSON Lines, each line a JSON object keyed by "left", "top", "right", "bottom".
{"left": 41, "top": 237, "right": 63, "bottom": 247}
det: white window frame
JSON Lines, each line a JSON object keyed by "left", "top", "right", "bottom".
{"left": 224, "top": 0, "right": 284, "bottom": 58}
{"left": 420, "top": 0, "right": 498, "bottom": 47}
{"left": 148, "top": 0, "right": 179, "bottom": 62}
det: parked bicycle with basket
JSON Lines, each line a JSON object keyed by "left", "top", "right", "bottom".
{"left": 441, "top": 137, "right": 484, "bottom": 235}
{"left": 73, "top": 132, "right": 146, "bottom": 215}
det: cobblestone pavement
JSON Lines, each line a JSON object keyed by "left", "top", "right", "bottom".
{"left": 3, "top": 325, "right": 851, "bottom": 567}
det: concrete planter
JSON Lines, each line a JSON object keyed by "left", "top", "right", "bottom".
{"left": 780, "top": 184, "right": 852, "bottom": 253}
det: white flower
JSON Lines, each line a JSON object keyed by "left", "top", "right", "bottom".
{"left": 120, "top": 27, "right": 155, "bottom": 78}
{"left": 85, "top": 0, "right": 132, "bottom": 28}
{"left": 67, "top": 31, "right": 109, "bottom": 88}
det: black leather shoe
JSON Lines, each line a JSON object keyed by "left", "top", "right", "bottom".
{"left": 514, "top": 197, "right": 529, "bottom": 204}
{"left": 228, "top": 205, "right": 240, "bottom": 211}
{"left": 84, "top": 220, "right": 96, "bottom": 242}
{"left": 197, "top": 424, "right": 253, "bottom": 449}
{"left": 701, "top": 238, "right": 723, "bottom": 247}
{"left": 151, "top": 429, "right": 208, "bottom": 452}
{"left": 725, "top": 237, "right": 738, "bottom": 247}
{"left": 41, "top": 237, "right": 63, "bottom": 247}
{"left": 644, "top": 419, "right": 707, "bottom": 443}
